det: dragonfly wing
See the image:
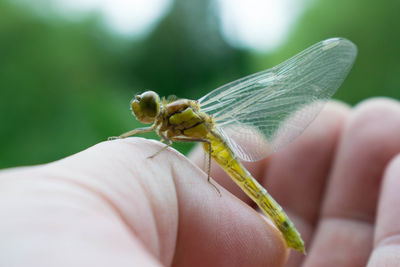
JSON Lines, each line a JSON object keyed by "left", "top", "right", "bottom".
{"left": 199, "top": 38, "right": 357, "bottom": 162}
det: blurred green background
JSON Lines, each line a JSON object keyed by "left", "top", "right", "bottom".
{"left": 1, "top": 0, "right": 399, "bottom": 169}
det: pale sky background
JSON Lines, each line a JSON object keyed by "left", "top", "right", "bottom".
{"left": 51, "top": 0, "right": 309, "bottom": 52}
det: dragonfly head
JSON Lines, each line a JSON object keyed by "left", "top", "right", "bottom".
{"left": 131, "top": 91, "right": 160, "bottom": 124}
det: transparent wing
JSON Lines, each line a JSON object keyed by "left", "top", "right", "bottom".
{"left": 199, "top": 38, "right": 357, "bottom": 162}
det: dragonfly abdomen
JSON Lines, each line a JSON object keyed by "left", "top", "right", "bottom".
{"left": 204, "top": 131, "right": 305, "bottom": 253}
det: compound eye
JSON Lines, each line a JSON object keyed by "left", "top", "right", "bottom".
{"left": 131, "top": 91, "right": 160, "bottom": 124}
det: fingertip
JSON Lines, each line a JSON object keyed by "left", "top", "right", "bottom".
{"left": 354, "top": 97, "right": 400, "bottom": 114}
{"left": 146, "top": 143, "right": 288, "bottom": 266}
{"left": 347, "top": 98, "right": 400, "bottom": 146}
{"left": 106, "top": 139, "right": 289, "bottom": 265}
{"left": 335, "top": 98, "right": 400, "bottom": 183}
{"left": 323, "top": 99, "right": 351, "bottom": 115}
{"left": 171, "top": 182, "right": 289, "bottom": 266}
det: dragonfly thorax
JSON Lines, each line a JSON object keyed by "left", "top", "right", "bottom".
{"left": 131, "top": 91, "right": 161, "bottom": 124}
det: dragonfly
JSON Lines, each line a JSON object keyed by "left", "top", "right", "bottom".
{"left": 110, "top": 38, "right": 357, "bottom": 254}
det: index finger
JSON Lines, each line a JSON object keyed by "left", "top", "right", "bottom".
{"left": 0, "top": 138, "right": 287, "bottom": 267}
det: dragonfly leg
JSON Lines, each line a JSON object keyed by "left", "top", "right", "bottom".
{"left": 108, "top": 126, "right": 155, "bottom": 140}
{"left": 170, "top": 136, "right": 221, "bottom": 196}
{"left": 204, "top": 141, "right": 221, "bottom": 196}
{"left": 147, "top": 134, "right": 173, "bottom": 159}
{"left": 203, "top": 151, "right": 207, "bottom": 173}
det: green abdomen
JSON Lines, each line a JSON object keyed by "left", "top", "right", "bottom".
{"left": 203, "top": 132, "right": 305, "bottom": 253}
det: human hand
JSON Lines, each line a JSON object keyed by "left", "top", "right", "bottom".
{"left": 1, "top": 98, "right": 400, "bottom": 267}
{"left": 0, "top": 132, "right": 286, "bottom": 266}
{"left": 193, "top": 98, "right": 400, "bottom": 267}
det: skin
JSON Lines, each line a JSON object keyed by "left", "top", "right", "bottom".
{"left": 1, "top": 98, "right": 400, "bottom": 266}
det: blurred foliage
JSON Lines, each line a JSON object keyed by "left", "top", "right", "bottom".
{"left": 0, "top": 0, "right": 133, "bottom": 168}
{"left": 0, "top": 0, "right": 399, "bottom": 169}
{"left": 255, "top": 0, "right": 400, "bottom": 104}
{"left": 124, "top": 0, "right": 250, "bottom": 100}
